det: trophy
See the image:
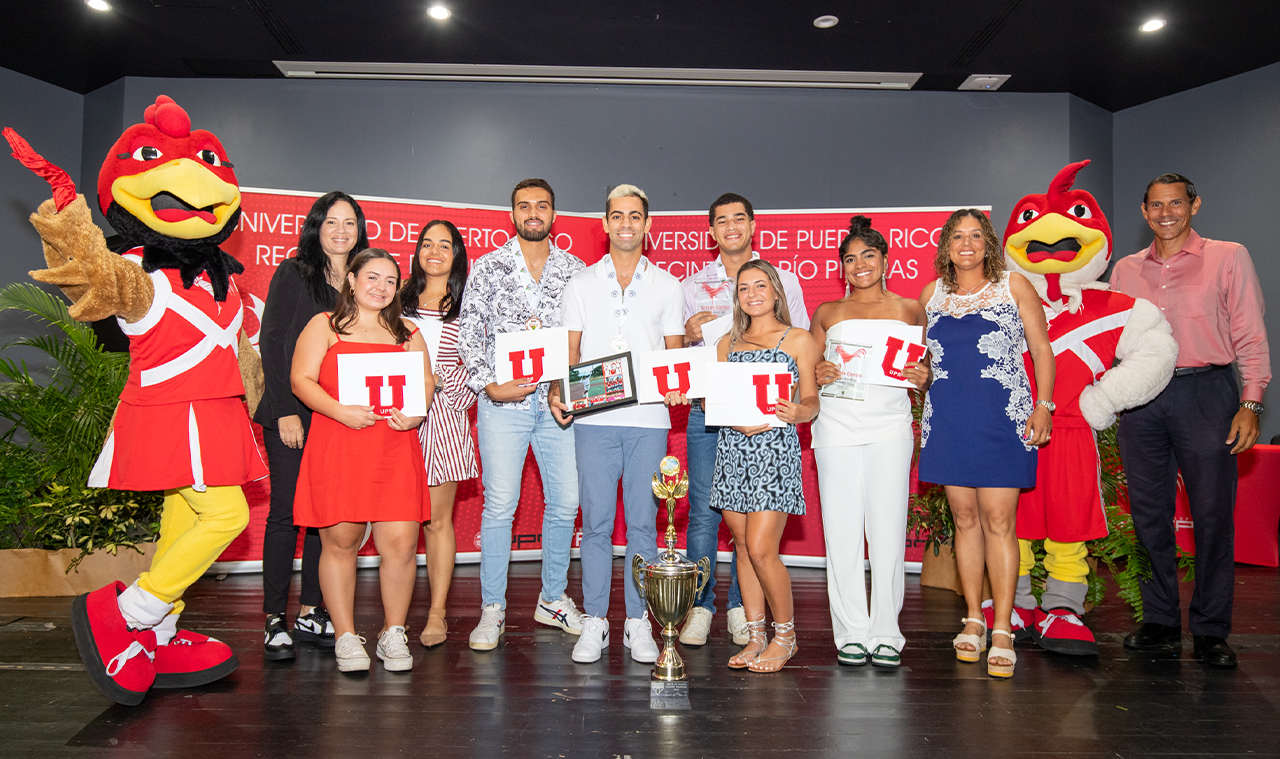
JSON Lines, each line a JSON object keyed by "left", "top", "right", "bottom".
{"left": 633, "top": 456, "right": 711, "bottom": 691}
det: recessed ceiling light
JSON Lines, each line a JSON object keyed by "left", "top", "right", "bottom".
{"left": 85, "top": 0, "right": 111, "bottom": 11}
{"left": 813, "top": 15, "right": 839, "bottom": 29}
{"left": 428, "top": 4, "right": 450, "bottom": 20}
{"left": 1140, "top": 18, "right": 1165, "bottom": 32}
{"left": 958, "top": 74, "right": 1011, "bottom": 91}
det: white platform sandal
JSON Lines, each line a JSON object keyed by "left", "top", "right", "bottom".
{"left": 953, "top": 616, "right": 988, "bottom": 663}
{"left": 987, "top": 629, "right": 1017, "bottom": 678}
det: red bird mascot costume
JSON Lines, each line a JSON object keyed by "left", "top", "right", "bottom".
{"left": 997, "top": 160, "right": 1177, "bottom": 654}
{"left": 5, "top": 95, "right": 265, "bottom": 705}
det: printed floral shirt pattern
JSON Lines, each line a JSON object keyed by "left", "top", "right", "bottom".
{"left": 457, "top": 237, "right": 585, "bottom": 409}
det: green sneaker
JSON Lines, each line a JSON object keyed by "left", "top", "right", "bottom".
{"left": 837, "top": 642, "right": 868, "bottom": 666}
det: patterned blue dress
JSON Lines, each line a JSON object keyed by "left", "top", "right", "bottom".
{"left": 919, "top": 273, "right": 1037, "bottom": 488}
{"left": 711, "top": 329, "right": 806, "bottom": 515}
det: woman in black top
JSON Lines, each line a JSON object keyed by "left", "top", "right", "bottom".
{"left": 256, "top": 191, "right": 369, "bottom": 659}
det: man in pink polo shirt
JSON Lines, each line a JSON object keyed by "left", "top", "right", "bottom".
{"left": 1109, "top": 173, "right": 1270, "bottom": 668}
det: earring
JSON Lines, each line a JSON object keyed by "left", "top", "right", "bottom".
{"left": 882, "top": 274, "right": 888, "bottom": 293}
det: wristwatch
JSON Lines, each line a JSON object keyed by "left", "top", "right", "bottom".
{"left": 1240, "top": 400, "right": 1264, "bottom": 415}
{"left": 1036, "top": 399, "right": 1056, "bottom": 413}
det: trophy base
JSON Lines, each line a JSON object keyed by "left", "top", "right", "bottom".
{"left": 649, "top": 679, "right": 690, "bottom": 711}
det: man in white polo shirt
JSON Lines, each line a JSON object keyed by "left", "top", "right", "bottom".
{"left": 552, "top": 184, "right": 686, "bottom": 663}
{"left": 679, "top": 192, "right": 810, "bottom": 647}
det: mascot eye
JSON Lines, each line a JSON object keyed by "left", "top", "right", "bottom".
{"left": 131, "top": 146, "right": 163, "bottom": 161}
{"left": 1019, "top": 208, "right": 1039, "bottom": 223}
{"left": 197, "top": 149, "right": 223, "bottom": 167}
{"left": 1070, "top": 204, "right": 1092, "bottom": 219}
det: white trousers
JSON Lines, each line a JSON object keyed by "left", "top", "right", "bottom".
{"left": 815, "top": 439, "right": 912, "bottom": 652}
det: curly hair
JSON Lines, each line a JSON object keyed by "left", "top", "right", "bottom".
{"left": 933, "top": 209, "right": 1003, "bottom": 292}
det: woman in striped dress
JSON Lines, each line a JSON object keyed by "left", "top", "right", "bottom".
{"left": 401, "top": 220, "right": 478, "bottom": 647}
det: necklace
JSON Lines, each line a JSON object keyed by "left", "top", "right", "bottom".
{"left": 954, "top": 278, "right": 988, "bottom": 296}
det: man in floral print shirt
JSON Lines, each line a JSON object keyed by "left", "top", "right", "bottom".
{"left": 457, "top": 178, "right": 586, "bottom": 651}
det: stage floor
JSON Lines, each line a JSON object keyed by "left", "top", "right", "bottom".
{"left": 2, "top": 561, "right": 1279, "bottom": 758}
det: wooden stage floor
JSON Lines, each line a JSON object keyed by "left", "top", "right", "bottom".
{"left": 2, "top": 561, "right": 1279, "bottom": 758}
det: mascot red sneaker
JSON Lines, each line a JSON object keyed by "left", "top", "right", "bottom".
{"left": 5, "top": 95, "right": 266, "bottom": 704}
{"left": 1002, "top": 161, "right": 1177, "bottom": 656}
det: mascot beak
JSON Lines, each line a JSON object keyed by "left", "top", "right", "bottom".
{"left": 1005, "top": 214, "right": 1108, "bottom": 274}
{"left": 110, "top": 158, "right": 241, "bottom": 240}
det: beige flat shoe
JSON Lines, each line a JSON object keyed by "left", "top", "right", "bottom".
{"left": 420, "top": 608, "right": 447, "bottom": 648}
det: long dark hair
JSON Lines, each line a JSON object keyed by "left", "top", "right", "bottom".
{"left": 329, "top": 249, "right": 413, "bottom": 345}
{"left": 296, "top": 191, "right": 370, "bottom": 307}
{"left": 401, "top": 219, "right": 469, "bottom": 323}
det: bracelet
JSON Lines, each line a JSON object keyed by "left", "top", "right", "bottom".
{"left": 1036, "top": 399, "right": 1056, "bottom": 413}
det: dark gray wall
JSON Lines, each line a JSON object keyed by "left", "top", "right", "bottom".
{"left": 0, "top": 67, "right": 83, "bottom": 376}
{"left": 1068, "top": 95, "right": 1114, "bottom": 222}
{"left": 1114, "top": 62, "right": 1279, "bottom": 444}
{"left": 99, "top": 77, "right": 1074, "bottom": 222}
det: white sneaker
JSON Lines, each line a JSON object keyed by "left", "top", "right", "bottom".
{"left": 376, "top": 626, "right": 413, "bottom": 671}
{"left": 624, "top": 615, "right": 660, "bottom": 663}
{"left": 727, "top": 606, "right": 750, "bottom": 646}
{"left": 679, "top": 606, "right": 713, "bottom": 646}
{"left": 571, "top": 616, "right": 610, "bottom": 663}
{"left": 534, "top": 594, "right": 584, "bottom": 635}
{"left": 469, "top": 603, "right": 506, "bottom": 651}
{"left": 334, "top": 632, "right": 370, "bottom": 672}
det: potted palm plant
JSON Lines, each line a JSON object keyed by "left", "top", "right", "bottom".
{"left": 0, "top": 283, "right": 161, "bottom": 596}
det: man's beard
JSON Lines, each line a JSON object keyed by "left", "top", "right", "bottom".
{"left": 516, "top": 223, "right": 550, "bottom": 243}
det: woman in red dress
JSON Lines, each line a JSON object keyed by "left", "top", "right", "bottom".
{"left": 292, "top": 248, "right": 435, "bottom": 673}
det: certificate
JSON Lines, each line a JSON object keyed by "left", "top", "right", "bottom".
{"left": 633, "top": 346, "right": 717, "bottom": 403}
{"left": 703, "top": 361, "right": 793, "bottom": 428}
{"left": 494, "top": 327, "right": 570, "bottom": 384}
{"left": 564, "top": 352, "right": 637, "bottom": 417}
{"left": 413, "top": 315, "right": 443, "bottom": 372}
{"left": 699, "top": 314, "right": 733, "bottom": 350}
{"left": 336, "top": 351, "right": 429, "bottom": 417}
{"left": 823, "top": 321, "right": 926, "bottom": 399}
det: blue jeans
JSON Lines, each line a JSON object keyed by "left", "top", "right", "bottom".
{"left": 575, "top": 425, "right": 665, "bottom": 619}
{"left": 476, "top": 401, "right": 579, "bottom": 609}
{"left": 685, "top": 403, "right": 741, "bottom": 613}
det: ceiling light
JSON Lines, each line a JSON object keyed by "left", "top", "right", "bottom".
{"left": 85, "top": 0, "right": 111, "bottom": 10}
{"left": 1140, "top": 18, "right": 1165, "bottom": 32}
{"left": 813, "top": 15, "right": 839, "bottom": 29}
{"left": 427, "top": 4, "right": 450, "bottom": 20}
{"left": 276, "top": 62, "right": 922, "bottom": 90}
{"left": 958, "top": 74, "right": 1011, "bottom": 91}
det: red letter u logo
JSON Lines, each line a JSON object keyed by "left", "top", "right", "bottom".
{"left": 881, "top": 337, "right": 926, "bottom": 381}
{"left": 752, "top": 373, "right": 793, "bottom": 415}
{"left": 653, "top": 362, "right": 692, "bottom": 395}
{"left": 508, "top": 348, "right": 545, "bottom": 382}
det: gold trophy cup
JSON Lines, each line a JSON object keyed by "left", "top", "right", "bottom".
{"left": 633, "top": 456, "right": 711, "bottom": 683}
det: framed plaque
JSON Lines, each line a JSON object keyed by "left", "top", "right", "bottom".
{"left": 563, "top": 351, "right": 638, "bottom": 418}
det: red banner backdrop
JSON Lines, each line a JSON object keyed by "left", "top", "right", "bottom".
{"left": 211, "top": 189, "right": 983, "bottom": 571}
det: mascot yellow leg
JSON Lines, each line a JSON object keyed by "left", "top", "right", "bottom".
{"left": 136, "top": 486, "right": 251, "bottom": 610}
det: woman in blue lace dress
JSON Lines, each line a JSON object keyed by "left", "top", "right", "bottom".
{"left": 917, "top": 209, "right": 1055, "bottom": 678}
{"left": 710, "top": 260, "right": 820, "bottom": 673}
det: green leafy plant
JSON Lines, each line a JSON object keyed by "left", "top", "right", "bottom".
{"left": 906, "top": 391, "right": 954, "bottom": 555}
{"left": 0, "top": 283, "right": 161, "bottom": 565}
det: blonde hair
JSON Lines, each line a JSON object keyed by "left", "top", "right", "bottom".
{"left": 728, "top": 260, "right": 792, "bottom": 344}
{"left": 934, "top": 209, "right": 1004, "bottom": 292}
{"left": 605, "top": 184, "right": 649, "bottom": 217}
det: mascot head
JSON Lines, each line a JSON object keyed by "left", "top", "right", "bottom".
{"left": 98, "top": 95, "right": 241, "bottom": 243}
{"left": 97, "top": 95, "right": 244, "bottom": 299}
{"left": 1002, "top": 160, "right": 1112, "bottom": 312}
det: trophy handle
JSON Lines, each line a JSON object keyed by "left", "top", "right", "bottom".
{"left": 695, "top": 556, "right": 711, "bottom": 596}
{"left": 632, "top": 554, "right": 647, "bottom": 596}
